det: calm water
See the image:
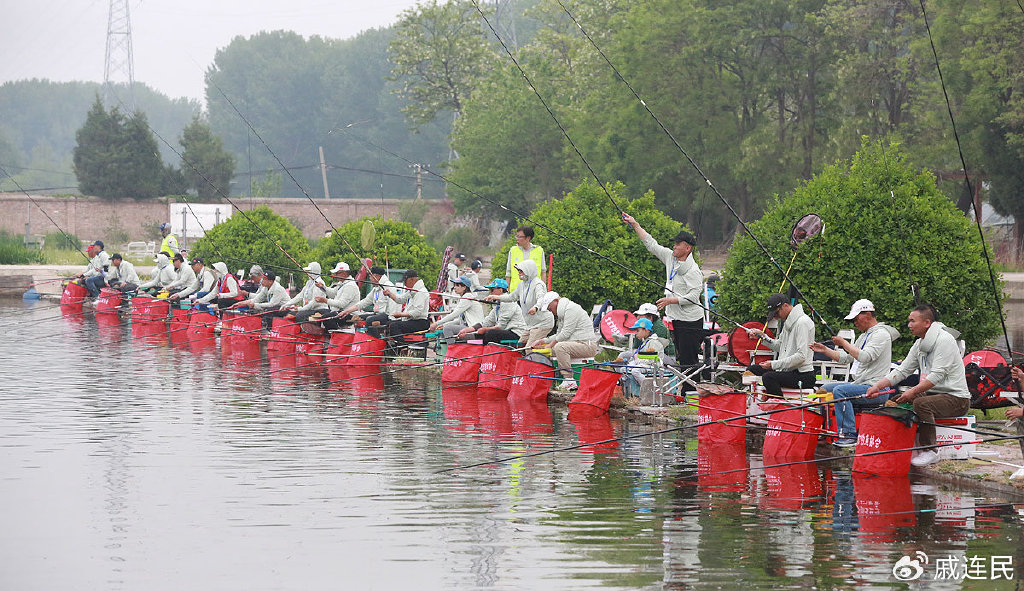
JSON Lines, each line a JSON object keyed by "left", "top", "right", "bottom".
{"left": 2, "top": 300, "right": 1023, "bottom": 590}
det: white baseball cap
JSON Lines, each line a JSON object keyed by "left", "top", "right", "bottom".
{"left": 633, "top": 303, "right": 659, "bottom": 317}
{"left": 331, "top": 261, "right": 350, "bottom": 273}
{"left": 302, "top": 261, "right": 322, "bottom": 274}
{"left": 538, "top": 291, "right": 559, "bottom": 310}
{"left": 844, "top": 298, "right": 875, "bottom": 320}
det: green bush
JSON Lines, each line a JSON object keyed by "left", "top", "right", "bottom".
{"left": 189, "top": 205, "right": 311, "bottom": 275}
{"left": 43, "top": 231, "right": 82, "bottom": 251}
{"left": 492, "top": 180, "right": 690, "bottom": 312}
{"left": 315, "top": 216, "right": 440, "bottom": 279}
{"left": 717, "top": 140, "right": 1005, "bottom": 355}
{"left": 0, "top": 231, "right": 40, "bottom": 264}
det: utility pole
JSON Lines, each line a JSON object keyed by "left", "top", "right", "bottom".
{"left": 319, "top": 146, "right": 331, "bottom": 199}
{"left": 414, "top": 163, "right": 423, "bottom": 200}
{"left": 103, "top": 0, "right": 136, "bottom": 112}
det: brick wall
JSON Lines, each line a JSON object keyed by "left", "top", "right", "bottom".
{"left": 0, "top": 193, "right": 454, "bottom": 243}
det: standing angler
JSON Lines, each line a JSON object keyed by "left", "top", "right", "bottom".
{"left": 621, "top": 214, "right": 704, "bottom": 367}
{"left": 505, "top": 225, "right": 546, "bottom": 292}
{"left": 159, "top": 222, "right": 179, "bottom": 256}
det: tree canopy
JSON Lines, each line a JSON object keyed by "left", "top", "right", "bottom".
{"left": 716, "top": 140, "right": 1004, "bottom": 355}
{"left": 315, "top": 216, "right": 441, "bottom": 277}
{"left": 180, "top": 115, "right": 236, "bottom": 199}
{"left": 72, "top": 98, "right": 165, "bottom": 199}
{"left": 189, "top": 205, "right": 311, "bottom": 276}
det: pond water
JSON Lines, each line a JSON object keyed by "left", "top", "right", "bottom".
{"left": 1, "top": 299, "right": 1022, "bottom": 590}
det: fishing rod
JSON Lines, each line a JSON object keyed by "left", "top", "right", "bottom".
{"left": 0, "top": 163, "right": 89, "bottom": 264}
{"left": 678, "top": 399, "right": 841, "bottom": 437}
{"left": 549, "top": 0, "right": 835, "bottom": 335}
{"left": 916, "top": 0, "right": 1011, "bottom": 356}
{"left": 341, "top": 132, "right": 745, "bottom": 331}
{"left": 437, "top": 395, "right": 863, "bottom": 472}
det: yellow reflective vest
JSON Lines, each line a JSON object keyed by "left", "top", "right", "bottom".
{"left": 160, "top": 233, "right": 179, "bottom": 256}
{"left": 507, "top": 244, "right": 545, "bottom": 292}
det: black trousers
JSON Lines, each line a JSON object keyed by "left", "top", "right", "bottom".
{"left": 320, "top": 311, "right": 354, "bottom": 331}
{"left": 481, "top": 329, "right": 523, "bottom": 345}
{"left": 670, "top": 318, "right": 705, "bottom": 366}
{"left": 747, "top": 364, "right": 817, "bottom": 396}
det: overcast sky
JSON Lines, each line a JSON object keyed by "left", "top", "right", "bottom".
{"left": 1, "top": 0, "right": 422, "bottom": 103}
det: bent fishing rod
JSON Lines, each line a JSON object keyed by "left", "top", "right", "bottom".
{"left": 437, "top": 395, "right": 864, "bottom": 472}
{"left": 546, "top": 0, "right": 835, "bottom": 334}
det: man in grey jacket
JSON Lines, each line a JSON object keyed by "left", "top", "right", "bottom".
{"left": 530, "top": 291, "right": 600, "bottom": 392}
{"left": 867, "top": 305, "right": 971, "bottom": 467}
{"left": 811, "top": 299, "right": 900, "bottom": 447}
{"left": 746, "top": 293, "right": 816, "bottom": 396}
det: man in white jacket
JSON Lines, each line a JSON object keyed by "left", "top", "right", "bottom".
{"left": 431, "top": 276, "right": 485, "bottom": 343}
{"left": 460, "top": 279, "right": 528, "bottom": 344}
{"left": 314, "top": 262, "right": 362, "bottom": 330}
{"left": 380, "top": 269, "right": 430, "bottom": 338}
{"left": 105, "top": 253, "right": 139, "bottom": 293}
{"left": 164, "top": 253, "right": 196, "bottom": 295}
{"left": 746, "top": 293, "right": 816, "bottom": 396}
{"left": 137, "top": 252, "right": 177, "bottom": 295}
{"left": 867, "top": 305, "right": 971, "bottom": 467}
{"left": 812, "top": 298, "right": 900, "bottom": 447}
{"left": 490, "top": 259, "right": 553, "bottom": 345}
{"left": 530, "top": 291, "right": 600, "bottom": 392}
{"left": 621, "top": 214, "right": 704, "bottom": 367}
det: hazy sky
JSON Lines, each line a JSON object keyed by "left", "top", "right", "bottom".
{"left": 1, "top": 0, "right": 423, "bottom": 103}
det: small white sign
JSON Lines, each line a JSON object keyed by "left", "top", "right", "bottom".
{"left": 169, "top": 203, "right": 233, "bottom": 238}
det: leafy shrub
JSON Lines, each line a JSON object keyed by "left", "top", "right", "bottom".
{"left": 717, "top": 140, "right": 1004, "bottom": 355}
{"left": 43, "top": 231, "right": 82, "bottom": 251}
{"left": 315, "top": 216, "right": 440, "bottom": 278}
{"left": 492, "top": 180, "right": 690, "bottom": 312}
{"left": 188, "top": 205, "right": 311, "bottom": 275}
{"left": 0, "top": 231, "right": 40, "bottom": 264}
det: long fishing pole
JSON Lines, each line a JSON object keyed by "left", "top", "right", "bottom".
{"left": 549, "top": 0, "right": 835, "bottom": 335}
{"left": 917, "top": 0, "right": 1011, "bottom": 355}
{"left": 437, "top": 395, "right": 862, "bottom": 472}
{"left": 341, "top": 132, "right": 745, "bottom": 331}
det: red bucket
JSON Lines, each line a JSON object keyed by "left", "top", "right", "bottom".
{"left": 295, "top": 333, "right": 326, "bottom": 357}
{"left": 343, "top": 365, "right": 385, "bottom": 394}
{"left": 568, "top": 366, "right": 621, "bottom": 416}
{"left": 346, "top": 332, "right": 386, "bottom": 365}
{"left": 507, "top": 357, "right": 558, "bottom": 401}
{"left": 326, "top": 330, "right": 356, "bottom": 366}
{"left": 853, "top": 473, "right": 915, "bottom": 541}
{"left": 697, "top": 392, "right": 748, "bottom": 445}
{"left": 188, "top": 310, "right": 218, "bottom": 335}
{"left": 222, "top": 340, "right": 261, "bottom": 366}
{"left": 61, "top": 281, "right": 87, "bottom": 305}
{"left": 222, "top": 312, "right": 262, "bottom": 342}
{"left": 131, "top": 320, "right": 166, "bottom": 341}
{"left": 728, "top": 322, "right": 774, "bottom": 365}
{"left": 133, "top": 296, "right": 170, "bottom": 322}
{"left": 478, "top": 344, "right": 521, "bottom": 392}
{"left": 852, "top": 409, "right": 918, "bottom": 476}
{"left": 442, "top": 343, "right": 483, "bottom": 382}
{"left": 267, "top": 317, "right": 301, "bottom": 352}
{"left": 761, "top": 402, "right": 824, "bottom": 460}
{"left": 508, "top": 397, "right": 553, "bottom": 437}
{"left": 170, "top": 306, "right": 192, "bottom": 329}
{"left": 478, "top": 390, "right": 514, "bottom": 438}
{"left": 698, "top": 443, "right": 749, "bottom": 491}
{"left": 95, "top": 287, "right": 122, "bottom": 314}
{"left": 763, "top": 462, "right": 822, "bottom": 510}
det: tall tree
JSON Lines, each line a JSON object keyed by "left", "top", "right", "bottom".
{"left": 388, "top": 0, "right": 497, "bottom": 127}
{"left": 72, "top": 97, "right": 165, "bottom": 199}
{"left": 179, "top": 115, "right": 236, "bottom": 199}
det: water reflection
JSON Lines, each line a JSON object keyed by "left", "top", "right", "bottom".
{"left": 2, "top": 300, "right": 1023, "bottom": 590}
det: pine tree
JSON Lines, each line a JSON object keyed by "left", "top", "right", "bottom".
{"left": 179, "top": 115, "right": 235, "bottom": 199}
{"left": 72, "top": 96, "right": 165, "bottom": 199}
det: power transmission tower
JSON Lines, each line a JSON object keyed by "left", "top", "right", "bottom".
{"left": 103, "top": 0, "right": 136, "bottom": 112}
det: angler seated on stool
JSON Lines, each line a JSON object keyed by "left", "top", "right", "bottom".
{"left": 458, "top": 279, "right": 529, "bottom": 345}
{"left": 374, "top": 269, "right": 430, "bottom": 339}
{"left": 811, "top": 298, "right": 900, "bottom": 447}
{"left": 231, "top": 271, "right": 289, "bottom": 329}
{"left": 745, "top": 293, "right": 816, "bottom": 397}
{"left": 613, "top": 318, "right": 665, "bottom": 398}
{"left": 340, "top": 266, "right": 401, "bottom": 334}
{"left": 529, "top": 291, "right": 600, "bottom": 392}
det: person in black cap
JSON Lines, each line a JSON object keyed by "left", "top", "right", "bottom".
{"left": 375, "top": 268, "right": 430, "bottom": 338}
{"left": 446, "top": 253, "right": 468, "bottom": 298}
{"left": 621, "top": 213, "right": 704, "bottom": 367}
{"left": 340, "top": 266, "right": 401, "bottom": 327}
{"left": 745, "top": 293, "right": 816, "bottom": 396}
{"left": 464, "top": 259, "right": 484, "bottom": 292}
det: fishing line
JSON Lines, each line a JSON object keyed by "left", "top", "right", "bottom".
{"left": 0, "top": 163, "right": 89, "bottom": 263}
{"left": 879, "top": 140, "right": 921, "bottom": 306}
{"left": 551, "top": 0, "right": 834, "bottom": 334}
{"left": 917, "top": 0, "right": 1011, "bottom": 354}
{"left": 341, "top": 131, "right": 744, "bottom": 329}
{"left": 467, "top": 0, "right": 626, "bottom": 217}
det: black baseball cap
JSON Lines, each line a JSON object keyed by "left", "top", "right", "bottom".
{"left": 370, "top": 266, "right": 386, "bottom": 276}
{"left": 190, "top": 257, "right": 204, "bottom": 266}
{"left": 672, "top": 230, "right": 696, "bottom": 246}
{"left": 263, "top": 270, "right": 276, "bottom": 281}
{"left": 766, "top": 293, "right": 789, "bottom": 317}
{"left": 91, "top": 240, "right": 104, "bottom": 249}
{"left": 455, "top": 253, "right": 467, "bottom": 260}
